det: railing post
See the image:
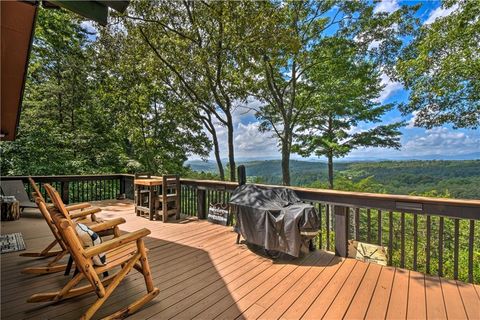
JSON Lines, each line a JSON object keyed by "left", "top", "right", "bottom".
{"left": 61, "top": 181, "right": 69, "bottom": 204}
{"left": 120, "top": 175, "right": 125, "bottom": 195}
{"left": 334, "top": 205, "right": 349, "bottom": 257}
{"left": 237, "top": 165, "right": 246, "bottom": 186}
{"left": 197, "top": 187, "right": 207, "bottom": 219}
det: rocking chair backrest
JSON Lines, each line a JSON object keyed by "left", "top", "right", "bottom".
{"left": 28, "top": 177, "right": 46, "bottom": 203}
{"left": 34, "top": 194, "right": 67, "bottom": 251}
{"left": 44, "top": 184, "right": 73, "bottom": 223}
{"left": 45, "top": 183, "right": 106, "bottom": 298}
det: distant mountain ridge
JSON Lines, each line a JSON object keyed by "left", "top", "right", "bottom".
{"left": 185, "top": 159, "right": 480, "bottom": 199}
{"left": 188, "top": 152, "right": 480, "bottom": 166}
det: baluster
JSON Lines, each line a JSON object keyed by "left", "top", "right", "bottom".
{"left": 438, "top": 217, "right": 444, "bottom": 276}
{"left": 192, "top": 187, "right": 199, "bottom": 215}
{"left": 400, "top": 212, "right": 405, "bottom": 268}
{"left": 191, "top": 187, "right": 194, "bottom": 215}
{"left": 377, "top": 210, "right": 382, "bottom": 246}
{"left": 453, "top": 219, "right": 459, "bottom": 279}
{"left": 413, "top": 214, "right": 418, "bottom": 271}
{"left": 468, "top": 220, "right": 474, "bottom": 283}
{"left": 318, "top": 203, "right": 322, "bottom": 250}
{"left": 388, "top": 211, "right": 393, "bottom": 266}
{"left": 181, "top": 186, "right": 185, "bottom": 215}
{"left": 426, "top": 215, "right": 431, "bottom": 274}
{"left": 186, "top": 186, "right": 190, "bottom": 215}
{"left": 73, "top": 181, "right": 80, "bottom": 202}
{"left": 367, "top": 208, "right": 371, "bottom": 243}
{"left": 71, "top": 181, "right": 74, "bottom": 202}
{"left": 326, "top": 204, "right": 330, "bottom": 251}
{"left": 355, "top": 208, "right": 360, "bottom": 241}
{"left": 103, "top": 179, "right": 106, "bottom": 200}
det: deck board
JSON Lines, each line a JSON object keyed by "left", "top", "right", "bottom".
{"left": 1, "top": 200, "right": 478, "bottom": 320}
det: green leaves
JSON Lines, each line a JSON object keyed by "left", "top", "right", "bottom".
{"left": 396, "top": 0, "right": 480, "bottom": 129}
{"left": 0, "top": 6, "right": 210, "bottom": 176}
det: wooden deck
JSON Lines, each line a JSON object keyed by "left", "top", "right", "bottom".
{"left": 1, "top": 200, "right": 479, "bottom": 320}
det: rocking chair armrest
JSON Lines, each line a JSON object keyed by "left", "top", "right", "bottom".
{"left": 83, "top": 228, "right": 151, "bottom": 258}
{"left": 66, "top": 203, "right": 92, "bottom": 211}
{"left": 70, "top": 207, "right": 102, "bottom": 219}
{"left": 88, "top": 218, "right": 126, "bottom": 233}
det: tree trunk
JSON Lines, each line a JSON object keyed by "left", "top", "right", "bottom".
{"left": 201, "top": 115, "right": 225, "bottom": 181}
{"left": 226, "top": 112, "right": 236, "bottom": 182}
{"left": 327, "top": 153, "right": 334, "bottom": 189}
{"left": 281, "top": 141, "right": 291, "bottom": 186}
{"left": 211, "top": 127, "right": 225, "bottom": 181}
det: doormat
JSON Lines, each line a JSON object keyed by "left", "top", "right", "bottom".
{"left": 0, "top": 233, "right": 26, "bottom": 253}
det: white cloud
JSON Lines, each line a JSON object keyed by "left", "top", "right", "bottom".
{"left": 345, "top": 127, "right": 480, "bottom": 160}
{"left": 406, "top": 111, "right": 420, "bottom": 129}
{"left": 402, "top": 127, "right": 480, "bottom": 155}
{"left": 377, "top": 73, "right": 404, "bottom": 103}
{"left": 424, "top": 3, "right": 459, "bottom": 25}
{"left": 194, "top": 102, "right": 279, "bottom": 160}
{"left": 234, "top": 122, "right": 278, "bottom": 156}
{"left": 374, "top": 0, "right": 400, "bottom": 14}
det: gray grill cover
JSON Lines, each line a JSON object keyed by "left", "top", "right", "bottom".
{"left": 230, "top": 184, "right": 320, "bottom": 257}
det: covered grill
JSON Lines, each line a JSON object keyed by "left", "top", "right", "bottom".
{"left": 229, "top": 184, "right": 320, "bottom": 257}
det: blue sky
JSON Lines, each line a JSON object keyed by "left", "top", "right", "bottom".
{"left": 191, "top": 0, "right": 480, "bottom": 161}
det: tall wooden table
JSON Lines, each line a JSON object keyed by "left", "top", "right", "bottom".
{"left": 134, "top": 178, "right": 162, "bottom": 220}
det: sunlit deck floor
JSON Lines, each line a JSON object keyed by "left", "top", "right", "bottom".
{"left": 1, "top": 200, "right": 479, "bottom": 320}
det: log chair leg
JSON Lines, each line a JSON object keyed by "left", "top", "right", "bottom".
{"left": 102, "top": 288, "right": 159, "bottom": 320}
{"left": 39, "top": 239, "right": 59, "bottom": 256}
{"left": 65, "top": 256, "right": 74, "bottom": 276}
{"left": 55, "top": 272, "right": 84, "bottom": 301}
{"left": 137, "top": 239, "right": 154, "bottom": 292}
{"left": 82, "top": 254, "right": 141, "bottom": 320}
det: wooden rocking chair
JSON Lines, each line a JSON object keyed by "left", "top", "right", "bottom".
{"left": 27, "top": 183, "right": 159, "bottom": 320}
{"left": 19, "top": 177, "right": 100, "bottom": 260}
{"left": 21, "top": 184, "right": 126, "bottom": 275}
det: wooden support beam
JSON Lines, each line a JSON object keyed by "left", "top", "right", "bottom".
{"left": 197, "top": 188, "right": 206, "bottom": 219}
{"left": 334, "top": 205, "right": 349, "bottom": 257}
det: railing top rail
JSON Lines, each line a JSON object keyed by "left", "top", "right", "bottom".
{"left": 180, "top": 178, "right": 480, "bottom": 219}
{"left": 1, "top": 174, "right": 129, "bottom": 180}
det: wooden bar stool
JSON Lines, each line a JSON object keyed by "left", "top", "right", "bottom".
{"left": 155, "top": 175, "right": 180, "bottom": 222}
{"left": 134, "top": 173, "right": 156, "bottom": 217}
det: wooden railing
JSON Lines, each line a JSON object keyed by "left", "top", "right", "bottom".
{"left": 179, "top": 178, "right": 480, "bottom": 284}
{"left": 1, "top": 174, "right": 478, "bottom": 283}
{"left": 1, "top": 174, "right": 135, "bottom": 204}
